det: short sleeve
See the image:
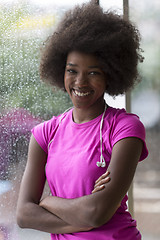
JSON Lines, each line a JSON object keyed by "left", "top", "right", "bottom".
{"left": 111, "top": 112, "right": 148, "bottom": 161}
{"left": 31, "top": 117, "right": 57, "bottom": 154}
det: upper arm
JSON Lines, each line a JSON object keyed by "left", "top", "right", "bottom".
{"left": 108, "top": 137, "right": 142, "bottom": 201}
{"left": 91, "top": 137, "right": 143, "bottom": 227}
{"left": 17, "top": 134, "right": 47, "bottom": 207}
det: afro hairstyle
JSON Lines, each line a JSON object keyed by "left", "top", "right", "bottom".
{"left": 40, "top": 2, "right": 143, "bottom": 96}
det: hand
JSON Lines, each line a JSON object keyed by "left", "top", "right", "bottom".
{"left": 39, "top": 196, "right": 51, "bottom": 208}
{"left": 92, "top": 171, "right": 110, "bottom": 194}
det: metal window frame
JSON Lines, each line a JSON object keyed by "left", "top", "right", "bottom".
{"left": 123, "top": 0, "right": 134, "bottom": 217}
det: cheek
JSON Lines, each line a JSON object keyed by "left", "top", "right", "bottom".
{"left": 101, "top": 79, "right": 107, "bottom": 92}
{"left": 96, "top": 80, "right": 107, "bottom": 93}
{"left": 64, "top": 74, "right": 74, "bottom": 87}
{"left": 64, "top": 74, "right": 68, "bottom": 90}
{"left": 64, "top": 76, "right": 72, "bottom": 96}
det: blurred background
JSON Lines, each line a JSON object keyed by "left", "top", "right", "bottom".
{"left": 0, "top": 0, "right": 159, "bottom": 239}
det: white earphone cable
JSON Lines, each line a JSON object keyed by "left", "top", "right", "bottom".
{"left": 96, "top": 104, "right": 107, "bottom": 168}
{"left": 48, "top": 104, "right": 107, "bottom": 168}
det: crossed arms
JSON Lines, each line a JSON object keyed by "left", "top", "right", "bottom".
{"left": 16, "top": 134, "right": 143, "bottom": 234}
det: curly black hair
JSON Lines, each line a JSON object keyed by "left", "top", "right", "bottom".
{"left": 40, "top": 2, "right": 143, "bottom": 96}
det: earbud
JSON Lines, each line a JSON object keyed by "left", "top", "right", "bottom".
{"left": 96, "top": 161, "right": 102, "bottom": 167}
{"left": 101, "top": 161, "right": 106, "bottom": 167}
{"left": 96, "top": 160, "right": 106, "bottom": 168}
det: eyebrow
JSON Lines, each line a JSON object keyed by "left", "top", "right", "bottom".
{"left": 88, "top": 65, "right": 100, "bottom": 69}
{"left": 66, "top": 63, "right": 78, "bottom": 67}
{"left": 66, "top": 63, "right": 100, "bottom": 68}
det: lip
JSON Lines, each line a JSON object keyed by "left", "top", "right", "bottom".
{"left": 72, "top": 88, "right": 93, "bottom": 97}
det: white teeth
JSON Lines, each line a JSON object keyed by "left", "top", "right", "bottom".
{"left": 74, "top": 90, "right": 90, "bottom": 97}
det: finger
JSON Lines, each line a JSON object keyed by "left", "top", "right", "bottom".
{"left": 92, "top": 184, "right": 105, "bottom": 194}
{"left": 95, "top": 177, "right": 111, "bottom": 187}
{"left": 95, "top": 171, "right": 110, "bottom": 183}
{"left": 94, "top": 176, "right": 110, "bottom": 188}
{"left": 95, "top": 171, "right": 110, "bottom": 184}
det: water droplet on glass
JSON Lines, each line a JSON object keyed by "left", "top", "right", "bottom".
{"left": 0, "top": 1, "right": 73, "bottom": 239}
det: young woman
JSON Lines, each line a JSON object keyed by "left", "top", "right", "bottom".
{"left": 17, "top": 2, "right": 148, "bottom": 239}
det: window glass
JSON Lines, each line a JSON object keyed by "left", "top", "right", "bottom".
{"left": 1, "top": 1, "right": 148, "bottom": 239}
{"left": 0, "top": 1, "right": 90, "bottom": 239}
{"left": 130, "top": 1, "right": 160, "bottom": 239}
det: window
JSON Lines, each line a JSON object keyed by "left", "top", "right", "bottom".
{"left": 0, "top": 1, "right": 89, "bottom": 239}
{"left": 130, "top": 1, "right": 160, "bottom": 239}
{"left": 1, "top": 1, "right": 157, "bottom": 239}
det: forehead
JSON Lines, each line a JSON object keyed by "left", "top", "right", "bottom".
{"left": 66, "top": 51, "right": 100, "bottom": 67}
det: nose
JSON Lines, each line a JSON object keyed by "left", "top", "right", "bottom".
{"left": 75, "top": 72, "right": 88, "bottom": 87}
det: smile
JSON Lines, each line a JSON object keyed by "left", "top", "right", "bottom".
{"left": 73, "top": 89, "right": 91, "bottom": 97}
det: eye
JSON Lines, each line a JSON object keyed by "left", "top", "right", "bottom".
{"left": 89, "top": 71, "right": 101, "bottom": 75}
{"left": 66, "top": 69, "right": 77, "bottom": 74}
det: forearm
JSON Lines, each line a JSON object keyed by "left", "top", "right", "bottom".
{"left": 40, "top": 172, "right": 112, "bottom": 228}
{"left": 17, "top": 201, "right": 91, "bottom": 234}
{"left": 40, "top": 138, "right": 142, "bottom": 229}
{"left": 40, "top": 194, "right": 101, "bottom": 228}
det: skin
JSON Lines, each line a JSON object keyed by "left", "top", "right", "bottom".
{"left": 16, "top": 135, "right": 98, "bottom": 233}
{"left": 64, "top": 51, "right": 107, "bottom": 123}
{"left": 39, "top": 137, "right": 142, "bottom": 228}
{"left": 17, "top": 51, "right": 143, "bottom": 233}
{"left": 16, "top": 135, "right": 110, "bottom": 233}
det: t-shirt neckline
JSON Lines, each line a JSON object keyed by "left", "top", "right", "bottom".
{"left": 69, "top": 106, "right": 110, "bottom": 129}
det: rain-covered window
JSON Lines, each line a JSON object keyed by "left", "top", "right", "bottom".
{"left": 0, "top": 1, "right": 88, "bottom": 239}
{"left": 0, "top": 0, "right": 159, "bottom": 240}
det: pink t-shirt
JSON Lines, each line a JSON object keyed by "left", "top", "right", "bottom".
{"left": 32, "top": 106, "right": 148, "bottom": 240}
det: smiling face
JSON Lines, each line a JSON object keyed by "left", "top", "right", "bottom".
{"left": 64, "top": 51, "right": 107, "bottom": 111}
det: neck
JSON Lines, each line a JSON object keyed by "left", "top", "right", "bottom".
{"left": 73, "top": 99, "right": 106, "bottom": 124}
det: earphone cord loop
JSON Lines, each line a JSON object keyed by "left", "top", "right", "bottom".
{"left": 96, "top": 103, "right": 107, "bottom": 167}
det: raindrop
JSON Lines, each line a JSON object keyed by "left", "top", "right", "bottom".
{"left": 0, "top": 1, "right": 73, "bottom": 239}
